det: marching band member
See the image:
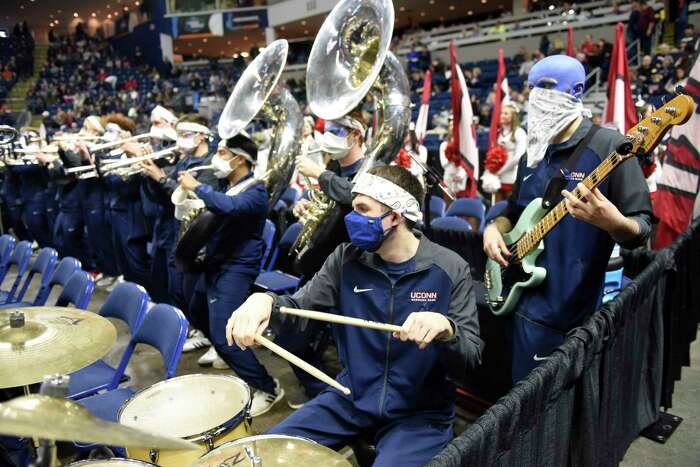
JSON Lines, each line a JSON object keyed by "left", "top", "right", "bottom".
{"left": 8, "top": 131, "right": 51, "bottom": 247}
{"left": 100, "top": 114, "right": 152, "bottom": 292}
{"left": 177, "top": 133, "right": 286, "bottom": 416}
{"left": 122, "top": 105, "right": 178, "bottom": 303}
{"left": 228, "top": 166, "right": 483, "bottom": 466}
{"left": 483, "top": 56, "right": 653, "bottom": 382}
{"left": 139, "top": 114, "right": 216, "bottom": 357}
{"left": 76, "top": 115, "right": 122, "bottom": 284}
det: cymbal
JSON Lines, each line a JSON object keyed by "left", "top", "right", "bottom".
{"left": 192, "top": 435, "right": 352, "bottom": 466}
{"left": 0, "top": 395, "right": 197, "bottom": 451}
{"left": 0, "top": 306, "right": 117, "bottom": 388}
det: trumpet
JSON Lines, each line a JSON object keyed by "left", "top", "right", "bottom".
{"left": 88, "top": 132, "right": 155, "bottom": 153}
{"left": 52, "top": 134, "right": 104, "bottom": 142}
{"left": 78, "top": 146, "right": 180, "bottom": 179}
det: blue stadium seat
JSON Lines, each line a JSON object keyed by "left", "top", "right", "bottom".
{"left": 12, "top": 247, "right": 58, "bottom": 304}
{"left": 260, "top": 219, "right": 276, "bottom": 272}
{"left": 0, "top": 241, "right": 33, "bottom": 304}
{"left": 0, "top": 235, "right": 16, "bottom": 285}
{"left": 485, "top": 201, "right": 508, "bottom": 224}
{"left": 0, "top": 256, "right": 81, "bottom": 308}
{"left": 55, "top": 270, "right": 94, "bottom": 310}
{"left": 77, "top": 304, "right": 188, "bottom": 423}
{"left": 430, "top": 216, "right": 472, "bottom": 232}
{"left": 68, "top": 282, "right": 150, "bottom": 400}
{"left": 446, "top": 198, "right": 487, "bottom": 231}
{"left": 255, "top": 223, "right": 303, "bottom": 294}
{"left": 429, "top": 196, "right": 446, "bottom": 220}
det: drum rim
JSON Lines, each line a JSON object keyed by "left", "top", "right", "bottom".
{"left": 117, "top": 373, "right": 252, "bottom": 443}
{"left": 200, "top": 434, "right": 320, "bottom": 458}
{"left": 67, "top": 459, "right": 158, "bottom": 466}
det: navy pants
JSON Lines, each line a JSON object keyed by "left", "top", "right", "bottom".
{"left": 269, "top": 391, "right": 453, "bottom": 467}
{"left": 274, "top": 322, "right": 330, "bottom": 397}
{"left": 23, "top": 199, "right": 51, "bottom": 247}
{"left": 189, "top": 268, "right": 276, "bottom": 394}
{"left": 110, "top": 209, "right": 151, "bottom": 291}
{"left": 149, "top": 247, "right": 171, "bottom": 304}
{"left": 510, "top": 313, "right": 566, "bottom": 383}
{"left": 54, "top": 210, "right": 90, "bottom": 267}
{"left": 2, "top": 203, "right": 30, "bottom": 241}
{"left": 82, "top": 189, "right": 119, "bottom": 276}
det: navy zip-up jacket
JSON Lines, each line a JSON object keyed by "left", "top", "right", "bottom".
{"left": 194, "top": 173, "right": 268, "bottom": 274}
{"left": 268, "top": 234, "right": 483, "bottom": 421}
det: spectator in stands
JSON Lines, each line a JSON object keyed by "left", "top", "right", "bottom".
{"left": 482, "top": 103, "right": 526, "bottom": 202}
{"left": 489, "top": 21, "right": 507, "bottom": 37}
{"left": 680, "top": 24, "right": 697, "bottom": 53}
{"left": 0, "top": 106, "right": 13, "bottom": 126}
{"left": 539, "top": 34, "right": 550, "bottom": 56}
{"left": 469, "top": 67, "right": 482, "bottom": 88}
{"left": 518, "top": 52, "right": 535, "bottom": 77}
{"left": 407, "top": 44, "right": 421, "bottom": 72}
{"left": 580, "top": 34, "right": 596, "bottom": 58}
{"left": 512, "top": 47, "right": 528, "bottom": 69}
{"left": 636, "top": 0, "right": 657, "bottom": 54}
{"left": 665, "top": 67, "right": 687, "bottom": 94}
{"left": 123, "top": 75, "right": 138, "bottom": 91}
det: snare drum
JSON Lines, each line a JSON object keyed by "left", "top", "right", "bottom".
{"left": 67, "top": 460, "right": 157, "bottom": 467}
{"left": 118, "top": 374, "right": 253, "bottom": 466}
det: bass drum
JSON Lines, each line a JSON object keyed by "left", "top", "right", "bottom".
{"left": 67, "top": 460, "right": 156, "bottom": 467}
{"left": 118, "top": 374, "right": 253, "bottom": 467}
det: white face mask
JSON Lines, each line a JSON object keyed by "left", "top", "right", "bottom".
{"left": 150, "top": 125, "right": 177, "bottom": 141}
{"left": 212, "top": 154, "right": 236, "bottom": 179}
{"left": 316, "top": 131, "right": 353, "bottom": 160}
{"left": 103, "top": 131, "right": 120, "bottom": 143}
{"left": 177, "top": 136, "right": 198, "bottom": 153}
{"left": 526, "top": 87, "right": 591, "bottom": 168}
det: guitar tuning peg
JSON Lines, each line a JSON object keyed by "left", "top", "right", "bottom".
{"left": 675, "top": 85, "right": 689, "bottom": 96}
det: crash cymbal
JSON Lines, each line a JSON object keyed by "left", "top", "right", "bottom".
{"left": 0, "top": 395, "right": 197, "bottom": 451}
{"left": 0, "top": 306, "right": 117, "bottom": 388}
{"left": 191, "top": 435, "right": 352, "bottom": 466}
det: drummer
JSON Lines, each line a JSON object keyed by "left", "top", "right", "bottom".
{"left": 227, "top": 166, "right": 483, "bottom": 466}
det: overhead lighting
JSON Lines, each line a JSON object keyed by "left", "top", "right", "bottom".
{"left": 468, "top": 10, "right": 473, "bottom": 15}
{"left": 135, "top": 1, "right": 140, "bottom": 5}
{"left": 107, "top": 14, "right": 112, "bottom": 18}
{"left": 449, "top": 5, "right": 455, "bottom": 10}
{"left": 92, "top": 12, "right": 97, "bottom": 17}
{"left": 399, "top": 6, "right": 405, "bottom": 11}
{"left": 420, "top": 11, "right": 426, "bottom": 16}
{"left": 54, "top": 19, "right": 59, "bottom": 24}
{"left": 301, "top": 20, "right": 306, "bottom": 25}
{"left": 197, "top": 48, "right": 202, "bottom": 53}
{"left": 227, "top": 40, "right": 232, "bottom": 45}
{"left": 280, "top": 25, "right": 285, "bottom": 31}
{"left": 241, "top": 52, "right": 250, "bottom": 58}
{"left": 20, "top": 5, "right": 25, "bottom": 10}
{"left": 304, "top": 29, "right": 309, "bottom": 35}
{"left": 203, "top": 38, "right": 208, "bottom": 43}
{"left": 73, "top": 12, "right": 79, "bottom": 17}
{"left": 243, "top": 35, "right": 248, "bottom": 40}
{"left": 481, "top": 0, "right": 487, "bottom": 3}
{"left": 548, "top": 4, "right": 555, "bottom": 10}
{"left": 429, "top": 0, "right": 435, "bottom": 4}
{"left": 233, "top": 53, "right": 239, "bottom": 58}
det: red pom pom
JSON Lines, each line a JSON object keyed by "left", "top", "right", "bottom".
{"left": 315, "top": 118, "right": 326, "bottom": 133}
{"left": 445, "top": 142, "right": 461, "bottom": 165}
{"left": 485, "top": 145, "right": 508, "bottom": 173}
{"left": 395, "top": 148, "right": 412, "bottom": 168}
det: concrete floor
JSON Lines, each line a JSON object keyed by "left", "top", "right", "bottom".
{"left": 5, "top": 266, "right": 699, "bottom": 466}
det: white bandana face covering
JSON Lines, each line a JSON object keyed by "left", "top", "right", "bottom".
{"left": 526, "top": 87, "right": 591, "bottom": 168}
{"left": 352, "top": 173, "right": 422, "bottom": 223}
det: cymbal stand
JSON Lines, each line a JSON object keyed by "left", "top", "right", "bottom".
{"left": 31, "top": 375, "right": 70, "bottom": 467}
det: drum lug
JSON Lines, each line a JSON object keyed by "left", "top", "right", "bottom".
{"left": 205, "top": 436, "right": 215, "bottom": 451}
{"left": 149, "top": 449, "right": 158, "bottom": 464}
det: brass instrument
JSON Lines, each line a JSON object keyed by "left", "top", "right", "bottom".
{"left": 172, "top": 39, "right": 303, "bottom": 272}
{"left": 88, "top": 132, "right": 155, "bottom": 153}
{"left": 291, "top": 0, "right": 411, "bottom": 267}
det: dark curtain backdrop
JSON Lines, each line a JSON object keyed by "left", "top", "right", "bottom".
{"left": 427, "top": 219, "right": 700, "bottom": 467}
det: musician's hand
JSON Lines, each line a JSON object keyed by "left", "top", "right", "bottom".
{"left": 178, "top": 172, "right": 201, "bottom": 192}
{"left": 394, "top": 312, "right": 454, "bottom": 349}
{"left": 483, "top": 224, "right": 511, "bottom": 267}
{"left": 75, "top": 142, "right": 91, "bottom": 160}
{"left": 562, "top": 184, "right": 637, "bottom": 240}
{"left": 140, "top": 159, "right": 165, "bottom": 181}
{"left": 295, "top": 155, "right": 324, "bottom": 179}
{"left": 226, "top": 293, "right": 274, "bottom": 350}
{"left": 121, "top": 141, "right": 145, "bottom": 157}
{"left": 292, "top": 198, "right": 311, "bottom": 221}
{"left": 35, "top": 152, "right": 55, "bottom": 165}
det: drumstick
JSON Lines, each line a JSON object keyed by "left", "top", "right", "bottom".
{"left": 280, "top": 307, "right": 403, "bottom": 333}
{"left": 254, "top": 334, "right": 351, "bottom": 396}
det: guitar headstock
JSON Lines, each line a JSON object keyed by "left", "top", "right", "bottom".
{"left": 620, "top": 93, "right": 694, "bottom": 161}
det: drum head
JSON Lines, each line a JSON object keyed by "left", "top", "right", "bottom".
{"left": 67, "top": 460, "right": 157, "bottom": 466}
{"left": 192, "top": 435, "right": 352, "bottom": 466}
{"left": 119, "top": 374, "right": 250, "bottom": 439}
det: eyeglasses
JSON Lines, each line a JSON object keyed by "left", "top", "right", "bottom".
{"left": 324, "top": 122, "right": 351, "bottom": 137}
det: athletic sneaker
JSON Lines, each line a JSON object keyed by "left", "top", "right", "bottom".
{"left": 89, "top": 272, "right": 103, "bottom": 283}
{"left": 250, "top": 379, "right": 285, "bottom": 417}
{"left": 212, "top": 356, "right": 229, "bottom": 370}
{"left": 183, "top": 329, "right": 211, "bottom": 353}
{"left": 104, "top": 275, "right": 124, "bottom": 292}
{"left": 197, "top": 346, "right": 219, "bottom": 366}
{"left": 287, "top": 392, "right": 311, "bottom": 410}
{"left": 96, "top": 275, "right": 117, "bottom": 287}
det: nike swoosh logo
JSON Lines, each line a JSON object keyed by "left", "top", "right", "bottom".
{"left": 353, "top": 286, "right": 373, "bottom": 294}
{"left": 524, "top": 174, "right": 534, "bottom": 181}
{"left": 533, "top": 354, "right": 549, "bottom": 362}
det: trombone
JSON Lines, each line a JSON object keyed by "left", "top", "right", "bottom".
{"left": 78, "top": 146, "right": 180, "bottom": 179}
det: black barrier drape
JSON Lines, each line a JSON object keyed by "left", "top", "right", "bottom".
{"left": 428, "top": 218, "right": 700, "bottom": 467}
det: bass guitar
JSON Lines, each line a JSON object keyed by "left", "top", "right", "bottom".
{"left": 484, "top": 93, "right": 694, "bottom": 316}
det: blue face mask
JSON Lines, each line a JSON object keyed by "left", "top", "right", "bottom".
{"left": 344, "top": 210, "right": 394, "bottom": 252}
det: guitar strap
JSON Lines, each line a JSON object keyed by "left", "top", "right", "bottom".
{"left": 541, "top": 124, "right": 600, "bottom": 210}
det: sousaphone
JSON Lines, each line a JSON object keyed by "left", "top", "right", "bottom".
{"left": 291, "top": 0, "right": 411, "bottom": 275}
{"left": 173, "top": 39, "right": 303, "bottom": 272}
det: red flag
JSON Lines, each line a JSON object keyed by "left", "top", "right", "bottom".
{"left": 415, "top": 70, "right": 432, "bottom": 145}
{"left": 603, "top": 23, "right": 638, "bottom": 134}
{"left": 488, "top": 48, "right": 508, "bottom": 150}
{"left": 653, "top": 54, "right": 700, "bottom": 249}
{"left": 567, "top": 25, "right": 575, "bottom": 57}
{"left": 449, "top": 41, "right": 478, "bottom": 197}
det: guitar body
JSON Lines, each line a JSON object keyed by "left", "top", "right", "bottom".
{"left": 484, "top": 198, "right": 548, "bottom": 316}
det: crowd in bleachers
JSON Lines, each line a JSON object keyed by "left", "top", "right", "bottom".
{"left": 0, "top": 22, "right": 34, "bottom": 104}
